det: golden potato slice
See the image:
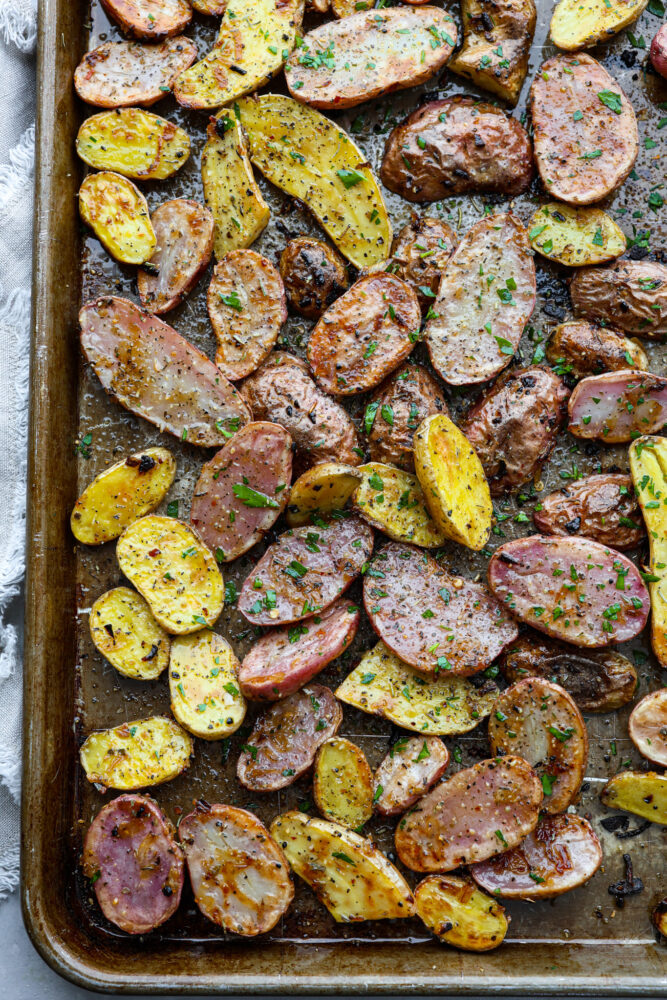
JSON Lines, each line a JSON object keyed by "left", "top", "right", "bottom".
{"left": 169, "top": 630, "right": 246, "bottom": 740}
{"left": 600, "top": 770, "right": 667, "bottom": 824}
{"left": 336, "top": 642, "right": 498, "bottom": 736}
{"left": 80, "top": 716, "right": 193, "bottom": 790}
{"left": 528, "top": 203, "right": 626, "bottom": 267}
{"left": 116, "top": 515, "right": 224, "bottom": 634}
{"left": 630, "top": 436, "right": 667, "bottom": 667}
{"left": 90, "top": 587, "right": 170, "bottom": 680}
{"left": 286, "top": 463, "right": 362, "bottom": 527}
{"left": 313, "top": 737, "right": 373, "bottom": 830}
{"left": 79, "top": 172, "right": 156, "bottom": 265}
{"left": 70, "top": 447, "right": 176, "bottom": 545}
{"left": 414, "top": 875, "right": 508, "bottom": 952}
{"left": 550, "top": 0, "right": 648, "bottom": 51}
{"left": 76, "top": 108, "right": 190, "bottom": 180}
{"left": 351, "top": 463, "right": 446, "bottom": 548}
{"left": 270, "top": 811, "right": 414, "bottom": 921}
{"left": 413, "top": 414, "right": 492, "bottom": 552}
{"left": 628, "top": 689, "right": 667, "bottom": 767}
{"left": 236, "top": 94, "right": 391, "bottom": 269}
{"left": 201, "top": 116, "right": 270, "bottom": 260}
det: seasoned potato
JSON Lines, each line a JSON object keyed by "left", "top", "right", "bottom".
{"left": 533, "top": 473, "right": 645, "bottom": 550}
{"left": 70, "top": 447, "right": 176, "bottom": 545}
{"left": 414, "top": 876, "right": 508, "bottom": 952}
{"left": 630, "top": 436, "right": 667, "bottom": 667}
{"left": 546, "top": 321, "right": 648, "bottom": 379}
{"left": 174, "top": 0, "right": 304, "bottom": 110}
{"left": 568, "top": 371, "right": 667, "bottom": 442}
{"left": 76, "top": 108, "right": 190, "bottom": 180}
{"left": 80, "top": 716, "right": 193, "bottom": 790}
{"left": 271, "top": 811, "right": 415, "bottom": 921}
{"left": 570, "top": 260, "right": 667, "bottom": 338}
{"left": 90, "top": 587, "right": 170, "bottom": 681}
{"left": 387, "top": 217, "right": 457, "bottom": 309}
{"left": 169, "top": 630, "right": 246, "bottom": 740}
{"left": 528, "top": 203, "right": 626, "bottom": 267}
{"left": 237, "top": 94, "right": 391, "bottom": 269}
{"left": 351, "top": 463, "right": 446, "bottom": 548}
{"left": 336, "top": 641, "right": 499, "bottom": 735}
{"left": 600, "top": 771, "right": 667, "bottom": 824}
{"left": 367, "top": 364, "right": 448, "bottom": 473}
{"left": 653, "top": 897, "right": 667, "bottom": 937}
{"left": 100, "top": 0, "right": 192, "bottom": 40}
{"left": 74, "top": 37, "right": 197, "bottom": 108}
{"left": 279, "top": 238, "right": 349, "bottom": 320}
{"left": 138, "top": 199, "right": 214, "bottom": 314}
{"left": 449, "top": 0, "right": 535, "bottom": 105}
{"left": 313, "top": 737, "right": 374, "bottom": 829}
{"left": 201, "top": 116, "right": 270, "bottom": 260}
{"left": 629, "top": 690, "right": 667, "bottom": 767}
{"left": 373, "top": 736, "right": 449, "bottom": 816}
{"left": 192, "top": 0, "right": 226, "bottom": 12}
{"left": 286, "top": 463, "right": 362, "bottom": 527}
{"left": 79, "top": 172, "right": 156, "bottom": 265}
{"left": 116, "top": 515, "right": 224, "bottom": 634}
{"left": 413, "top": 414, "right": 492, "bottom": 551}
{"left": 651, "top": 23, "right": 667, "bottom": 78}
{"left": 550, "top": 0, "right": 648, "bottom": 51}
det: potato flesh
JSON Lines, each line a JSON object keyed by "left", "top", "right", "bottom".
{"left": 76, "top": 108, "right": 190, "bottom": 179}
{"left": 601, "top": 770, "right": 667, "bottom": 824}
{"left": 71, "top": 447, "right": 176, "bottom": 545}
{"left": 352, "top": 462, "right": 445, "bottom": 547}
{"left": 90, "top": 587, "right": 170, "bottom": 680}
{"left": 80, "top": 716, "right": 193, "bottom": 790}
{"left": 415, "top": 875, "right": 508, "bottom": 952}
{"left": 550, "top": 0, "right": 648, "bottom": 51}
{"left": 313, "top": 737, "right": 373, "bottom": 829}
{"left": 629, "top": 437, "right": 667, "bottom": 667}
{"left": 528, "top": 203, "right": 626, "bottom": 267}
{"left": 286, "top": 463, "right": 362, "bottom": 527}
{"left": 169, "top": 630, "right": 246, "bottom": 740}
{"left": 79, "top": 172, "right": 156, "bottom": 265}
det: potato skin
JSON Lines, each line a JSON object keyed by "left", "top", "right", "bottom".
{"left": 651, "top": 24, "right": 667, "bottom": 79}
{"left": 279, "top": 238, "right": 348, "bottom": 320}
{"left": 100, "top": 0, "right": 192, "bottom": 40}
{"left": 570, "top": 261, "right": 667, "bottom": 337}
{"left": 381, "top": 96, "right": 533, "bottom": 202}
{"left": 546, "top": 321, "right": 648, "bottom": 379}
{"left": 74, "top": 37, "right": 197, "bottom": 108}
{"left": 534, "top": 473, "right": 644, "bottom": 550}
{"left": 138, "top": 199, "right": 214, "bottom": 314}
{"left": 368, "top": 364, "right": 448, "bottom": 472}
{"left": 388, "top": 216, "right": 457, "bottom": 309}
{"left": 629, "top": 690, "right": 667, "bottom": 767}
{"left": 373, "top": 736, "right": 449, "bottom": 817}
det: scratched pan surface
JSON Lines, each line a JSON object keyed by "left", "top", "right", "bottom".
{"left": 22, "top": 0, "right": 667, "bottom": 992}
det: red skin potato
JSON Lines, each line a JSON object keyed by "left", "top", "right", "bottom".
{"left": 138, "top": 199, "right": 214, "bottom": 314}
{"left": 651, "top": 24, "right": 667, "bottom": 79}
{"left": 74, "top": 37, "right": 198, "bottom": 108}
{"left": 628, "top": 689, "right": 667, "bottom": 767}
{"left": 100, "top": 0, "right": 192, "bottom": 41}
{"left": 533, "top": 473, "right": 645, "bottom": 550}
{"left": 567, "top": 370, "right": 667, "bottom": 443}
{"left": 373, "top": 736, "right": 450, "bottom": 817}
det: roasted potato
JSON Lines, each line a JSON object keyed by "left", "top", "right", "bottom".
{"left": 79, "top": 172, "right": 156, "bottom": 265}
{"left": 138, "top": 199, "right": 214, "bottom": 314}
{"left": 271, "top": 811, "right": 415, "bottom": 921}
{"left": 651, "top": 23, "right": 667, "bottom": 78}
{"left": 236, "top": 94, "right": 392, "bottom": 269}
{"left": 76, "top": 108, "right": 190, "bottom": 180}
{"left": 528, "top": 203, "right": 626, "bottom": 267}
{"left": 630, "top": 436, "right": 667, "bottom": 667}
{"left": 533, "top": 473, "right": 645, "bottom": 550}
{"left": 279, "top": 238, "right": 349, "bottom": 320}
{"left": 286, "top": 464, "right": 362, "bottom": 527}
{"left": 74, "top": 37, "right": 197, "bottom": 108}
{"left": 629, "top": 690, "right": 667, "bottom": 767}
{"left": 169, "top": 630, "right": 246, "bottom": 740}
{"left": 448, "top": 0, "right": 535, "bottom": 105}
{"left": 336, "top": 641, "right": 499, "bottom": 736}
{"left": 70, "top": 447, "right": 176, "bottom": 545}
{"left": 550, "top": 0, "right": 648, "bottom": 51}
{"left": 313, "top": 737, "right": 374, "bottom": 829}
{"left": 653, "top": 898, "right": 667, "bottom": 938}
{"left": 100, "top": 0, "right": 192, "bottom": 40}
{"left": 414, "top": 876, "right": 508, "bottom": 952}
{"left": 570, "top": 260, "right": 667, "bottom": 338}
{"left": 366, "top": 364, "right": 448, "bottom": 474}
{"left": 600, "top": 771, "right": 667, "bottom": 824}
{"left": 373, "top": 736, "right": 449, "bottom": 817}
{"left": 116, "top": 515, "right": 224, "bottom": 634}
{"left": 545, "top": 321, "right": 648, "bottom": 379}
{"left": 351, "top": 463, "right": 446, "bottom": 548}
{"left": 568, "top": 371, "right": 667, "bottom": 443}
{"left": 192, "top": 0, "right": 227, "bottom": 13}
{"left": 386, "top": 217, "right": 457, "bottom": 309}
{"left": 90, "top": 587, "right": 170, "bottom": 681}
{"left": 80, "top": 716, "right": 193, "bottom": 790}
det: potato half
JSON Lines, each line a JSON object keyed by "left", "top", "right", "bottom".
{"left": 351, "top": 462, "right": 446, "bottom": 547}
{"left": 76, "top": 108, "right": 190, "bottom": 180}
{"left": 629, "top": 436, "right": 667, "bottom": 667}
{"left": 415, "top": 875, "right": 508, "bottom": 952}
{"left": 90, "top": 587, "right": 170, "bottom": 680}
{"left": 80, "top": 716, "right": 193, "bottom": 790}
{"left": 313, "top": 737, "right": 373, "bottom": 830}
{"left": 169, "top": 630, "right": 246, "bottom": 740}
{"left": 528, "top": 203, "right": 626, "bottom": 267}
{"left": 601, "top": 770, "right": 667, "bottom": 824}
{"left": 550, "top": 0, "right": 648, "bottom": 51}
{"left": 79, "top": 172, "right": 156, "bottom": 265}
{"left": 286, "top": 463, "right": 362, "bottom": 527}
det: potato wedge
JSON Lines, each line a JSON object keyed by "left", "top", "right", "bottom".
{"left": 313, "top": 737, "right": 373, "bottom": 829}
{"left": 173, "top": 0, "right": 304, "bottom": 110}
{"left": 629, "top": 436, "right": 667, "bottom": 667}
{"left": 336, "top": 641, "right": 499, "bottom": 736}
{"left": 76, "top": 108, "right": 190, "bottom": 180}
{"left": 550, "top": 0, "right": 648, "bottom": 51}
{"left": 414, "top": 875, "right": 508, "bottom": 952}
{"left": 546, "top": 322, "right": 648, "bottom": 380}
{"left": 169, "top": 630, "right": 246, "bottom": 740}
{"left": 90, "top": 587, "right": 170, "bottom": 681}
{"left": 138, "top": 199, "right": 214, "bottom": 314}
{"left": 71, "top": 447, "right": 176, "bottom": 545}
{"left": 116, "top": 515, "right": 224, "bottom": 634}
{"left": 100, "top": 0, "right": 192, "bottom": 40}
{"left": 600, "top": 770, "right": 667, "bottom": 825}
{"left": 271, "top": 811, "right": 415, "bottom": 921}
{"left": 568, "top": 371, "right": 667, "bottom": 443}
{"left": 629, "top": 690, "right": 667, "bottom": 767}
{"left": 373, "top": 736, "right": 449, "bottom": 816}
{"left": 413, "top": 414, "right": 492, "bottom": 552}
{"left": 201, "top": 116, "right": 270, "bottom": 260}
{"left": 79, "top": 172, "right": 156, "bottom": 265}
{"left": 80, "top": 716, "right": 193, "bottom": 790}
{"left": 448, "top": 0, "right": 535, "bottom": 105}
{"left": 351, "top": 463, "right": 446, "bottom": 548}
{"left": 286, "top": 463, "right": 362, "bottom": 527}
{"left": 74, "top": 37, "right": 198, "bottom": 108}
{"left": 236, "top": 94, "right": 391, "bottom": 269}
{"left": 528, "top": 203, "right": 626, "bottom": 267}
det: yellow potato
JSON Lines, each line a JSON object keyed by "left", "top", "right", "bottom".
{"left": 351, "top": 463, "right": 446, "bottom": 548}
{"left": 89, "top": 587, "right": 170, "bottom": 680}
{"left": 236, "top": 94, "right": 391, "bottom": 269}
{"left": 116, "top": 515, "right": 224, "bottom": 634}
{"left": 79, "top": 716, "right": 193, "bottom": 790}
{"left": 629, "top": 436, "right": 667, "bottom": 667}
{"left": 270, "top": 811, "right": 414, "bottom": 921}
{"left": 528, "top": 203, "right": 627, "bottom": 267}
{"left": 600, "top": 770, "right": 667, "bottom": 824}
{"left": 201, "top": 116, "right": 270, "bottom": 260}
{"left": 413, "top": 415, "right": 492, "bottom": 551}
{"left": 169, "top": 630, "right": 246, "bottom": 740}
{"left": 415, "top": 875, "right": 508, "bottom": 952}
{"left": 71, "top": 447, "right": 176, "bottom": 545}
{"left": 336, "top": 642, "right": 498, "bottom": 735}
{"left": 174, "top": 0, "right": 303, "bottom": 110}
{"left": 313, "top": 737, "right": 373, "bottom": 830}
{"left": 78, "top": 172, "right": 156, "bottom": 265}
{"left": 550, "top": 0, "right": 648, "bottom": 50}
{"left": 286, "top": 463, "right": 362, "bottom": 527}
{"left": 331, "top": 0, "right": 369, "bottom": 14}
{"left": 76, "top": 108, "right": 190, "bottom": 180}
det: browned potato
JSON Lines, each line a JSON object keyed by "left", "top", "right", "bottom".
{"left": 279, "top": 238, "right": 349, "bottom": 320}
{"left": 100, "top": 0, "right": 192, "bottom": 40}
{"left": 79, "top": 172, "right": 156, "bottom": 266}
{"left": 138, "top": 199, "right": 214, "bottom": 314}
{"left": 74, "top": 37, "right": 197, "bottom": 108}
{"left": 373, "top": 736, "right": 449, "bottom": 817}
{"left": 570, "top": 261, "right": 667, "bottom": 338}
{"left": 414, "top": 876, "right": 508, "bottom": 952}
{"left": 367, "top": 364, "right": 448, "bottom": 473}
{"left": 488, "top": 677, "right": 588, "bottom": 813}
{"left": 387, "top": 216, "right": 457, "bottom": 309}
{"left": 449, "top": 0, "right": 536, "bottom": 105}
{"left": 192, "top": 0, "right": 226, "bottom": 11}
{"left": 546, "top": 321, "right": 648, "bottom": 379}
{"left": 76, "top": 108, "right": 190, "bottom": 180}
{"left": 628, "top": 690, "right": 667, "bottom": 767}
{"left": 533, "top": 473, "right": 645, "bottom": 549}
{"left": 313, "top": 737, "right": 374, "bottom": 829}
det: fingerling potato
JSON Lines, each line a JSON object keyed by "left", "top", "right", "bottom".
{"left": 169, "top": 630, "right": 246, "bottom": 740}
{"left": 629, "top": 690, "right": 667, "bottom": 767}
{"left": 351, "top": 463, "right": 446, "bottom": 548}
{"left": 76, "top": 108, "right": 190, "bottom": 180}
{"left": 570, "top": 260, "right": 667, "bottom": 338}
{"left": 528, "top": 203, "right": 626, "bottom": 266}
{"left": 79, "top": 172, "right": 156, "bottom": 265}
{"left": 600, "top": 771, "right": 667, "bottom": 825}
{"left": 138, "top": 199, "right": 214, "bottom": 314}
{"left": 546, "top": 321, "right": 648, "bottom": 379}
{"left": 533, "top": 473, "right": 645, "bottom": 550}
{"left": 550, "top": 0, "right": 648, "bottom": 51}
{"left": 630, "top": 436, "right": 667, "bottom": 667}
{"left": 70, "top": 447, "right": 176, "bottom": 545}
{"left": 286, "top": 464, "right": 362, "bottom": 528}
{"left": 74, "top": 37, "right": 198, "bottom": 108}
{"left": 448, "top": 0, "right": 535, "bottom": 105}
{"left": 100, "top": 0, "right": 192, "bottom": 40}
{"left": 414, "top": 875, "right": 508, "bottom": 952}
{"left": 313, "top": 737, "right": 373, "bottom": 829}
{"left": 373, "top": 736, "right": 449, "bottom": 817}
{"left": 80, "top": 716, "right": 193, "bottom": 790}
{"left": 367, "top": 364, "right": 449, "bottom": 474}
{"left": 568, "top": 371, "right": 667, "bottom": 443}
{"left": 90, "top": 587, "right": 170, "bottom": 681}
